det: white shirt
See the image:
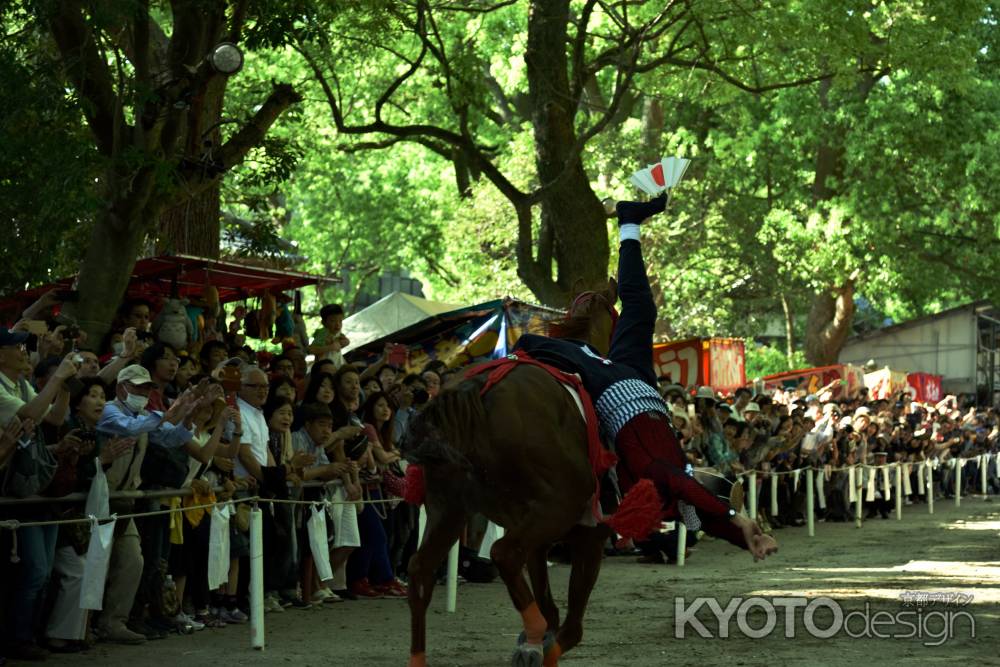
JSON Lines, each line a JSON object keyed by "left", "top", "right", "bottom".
{"left": 0, "top": 372, "right": 49, "bottom": 428}
{"left": 0, "top": 370, "right": 39, "bottom": 426}
{"left": 182, "top": 431, "right": 211, "bottom": 488}
{"left": 234, "top": 396, "right": 269, "bottom": 478}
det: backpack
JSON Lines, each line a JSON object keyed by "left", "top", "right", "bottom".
{"left": 140, "top": 440, "right": 191, "bottom": 489}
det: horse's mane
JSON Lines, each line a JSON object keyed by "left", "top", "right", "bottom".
{"left": 401, "top": 374, "right": 488, "bottom": 467}
{"left": 547, "top": 314, "right": 594, "bottom": 341}
{"left": 548, "top": 287, "right": 617, "bottom": 346}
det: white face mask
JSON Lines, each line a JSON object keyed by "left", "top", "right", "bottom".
{"left": 123, "top": 392, "right": 149, "bottom": 413}
{"left": 112, "top": 342, "right": 125, "bottom": 356}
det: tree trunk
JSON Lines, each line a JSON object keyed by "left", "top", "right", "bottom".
{"left": 640, "top": 97, "right": 664, "bottom": 166}
{"left": 804, "top": 282, "right": 855, "bottom": 366}
{"left": 63, "top": 210, "right": 152, "bottom": 347}
{"left": 157, "top": 71, "right": 228, "bottom": 258}
{"left": 804, "top": 77, "right": 852, "bottom": 365}
{"left": 803, "top": 69, "right": 881, "bottom": 364}
{"left": 524, "top": 0, "right": 608, "bottom": 302}
{"left": 157, "top": 184, "right": 221, "bottom": 257}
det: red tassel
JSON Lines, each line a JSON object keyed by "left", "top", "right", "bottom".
{"left": 403, "top": 464, "right": 426, "bottom": 505}
{"left": 605, "top": 479, "right": 663, "bottom": 540}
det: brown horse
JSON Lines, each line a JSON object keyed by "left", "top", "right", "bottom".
{"left": 402, "top": 282, "right": 619, "bottom": 667}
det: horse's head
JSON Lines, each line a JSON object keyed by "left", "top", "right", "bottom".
{"left": 549, "top": 277, "right": 619, "bottom": 356}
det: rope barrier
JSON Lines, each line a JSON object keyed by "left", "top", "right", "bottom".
{"left": 0, "top": 489, "right": 407, "bottom": 530}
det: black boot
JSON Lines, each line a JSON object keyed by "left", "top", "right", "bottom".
{"left": 616, "top": 195, "right": 667, "bottom": 225}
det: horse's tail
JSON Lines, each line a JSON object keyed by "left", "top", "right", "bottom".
{"left": 401, "top": 374, "right": 488, "bottom": 469}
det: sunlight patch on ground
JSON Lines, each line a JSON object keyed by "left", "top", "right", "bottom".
{"left": 750, "top": 561, "right": 1000, "bottom": 604}
{"left": 748, "top": 586, "right": 1000, "bottom": 604}
{"left": 945, "top": 519, "right": 1000, "bottom": 531}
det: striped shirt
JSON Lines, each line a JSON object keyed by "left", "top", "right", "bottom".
{"left": 594, "top": 378, "right": 669, "bottom": 441}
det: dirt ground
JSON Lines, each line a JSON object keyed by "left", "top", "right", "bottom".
{"left": 52, "top": 497, "right": 1000, "bottom": 667}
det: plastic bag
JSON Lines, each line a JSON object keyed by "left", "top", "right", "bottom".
{"left": 80, "top": 517, "right": 116, "bottom": 610}
{"left": 84, "top": 457, "right": 109, "bottom": 520}
{"left": 208, "top": 503, "right": 231, "bottom": 591}
{"left": 308, "top": 504, "right": 333, "bottom": 582}
{"left": 328, "top": 486, "right": 360, "bottom": 549}
{"left": 478, "top": 521, "right": 505, "bottom": 560}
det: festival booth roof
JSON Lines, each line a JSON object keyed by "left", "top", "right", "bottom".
{"left": 345, "top": 297, "right": 565, "bottom": 371}
{"left": 342, "top": 292, "right": 464, "bottom": 354}
{"left": 0, "top": 254, "right": 330, "bottom": 319}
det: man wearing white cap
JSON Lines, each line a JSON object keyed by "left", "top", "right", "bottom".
{"left": 97, "top": 364, "right": 197, "bottom": 444}
{"left": 90, "top": 364, "right": 200, "bottom": 644}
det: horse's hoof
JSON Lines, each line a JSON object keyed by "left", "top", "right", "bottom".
{"left": 511, "top": 645, "right": 544, "bottom": 667}
{"left": 516, "top": 631, "right": 555, "bottom": 650}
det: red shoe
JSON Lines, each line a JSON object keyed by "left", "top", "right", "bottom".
{"left": 349, "top": 578, "right": 384, "bottom": 599}
{"left": 375, "top": 579, "right": 408, "bottom": 598}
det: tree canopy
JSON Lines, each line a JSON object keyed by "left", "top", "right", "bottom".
{"left": 3, "top": 0, "right": 999, "bottom": 366}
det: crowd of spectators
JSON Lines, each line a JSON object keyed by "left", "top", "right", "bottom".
{"left": 0, "top": 289, "right": 997, "bottom": 662}
{"left": 0, "top": 292, "right": 453, "bottom": 662}
{"left": 637, "top": 376, "right": 1000, "bottom": 563}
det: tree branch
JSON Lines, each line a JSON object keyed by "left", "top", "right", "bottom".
{"left": 217, "top": 82, "right": 302, "bottom": 172}
{"left": 48, "top": 0, "right": 127, "bottom": 157}
{"left": 296, "top": 43, "right": 528, "bottom": 206}
{"left": 228, "top": 0, "right": 250, "bottom": 43}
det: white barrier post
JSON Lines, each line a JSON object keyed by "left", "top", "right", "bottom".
{"left": 770, "top": 474, "right": 778, "bottom": 517}
{"left": 955, "top": 458, "right": 962, "bottom": 508}
{"left": 748, "top": 471, "right": 758, "bottom": 522}
{"left": 927, "top": 462, "right": 934, "bottom": 515}
{"left": 446, "top": 540, "right": 459, "bottom": 613}
{"left": 249, "top": 506, "right": 265, "bottom": 650}
{"left": 980, "top": 455, "right": 988, "bottom": 497}
{"left": 676, "top": 522, "right": 687, "bottom": 567}
{"left": 806, "top": 468, "right": 815, "bottom": 537}
{"left": 418, "top": 505, "right": 427, "bottom": 547}
{"left": 855, "top": 466, "right": 863, "bottom": 528}
{"left": 895, "top": 463, "right": 903, "bottom": 521}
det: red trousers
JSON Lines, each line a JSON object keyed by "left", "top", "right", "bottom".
{"left": 615, "top": 412, "right": 747, "bottom": 550}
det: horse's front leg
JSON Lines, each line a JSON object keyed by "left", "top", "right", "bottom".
{"left": 407, "top": 496, "right": 466, "bottom": 667}
{"left": 548, "top": 524, "right": 611, "bottom": 666}
{"left": 493, "top": 507, "right": 582, "bottom": 667}
{"left": 525, "top": 545, "right": 559, "bottom": 644}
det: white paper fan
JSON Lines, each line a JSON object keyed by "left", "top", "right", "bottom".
{"left": 628, "top": 156, "right": 691, "bottom": 195}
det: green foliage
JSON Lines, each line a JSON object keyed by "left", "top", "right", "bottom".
{"left": 4, "top": 0, "right": 1000, "bottom": 368}
{"left": 0, "top": 24, "right": 100, "bottom": 295}
{"left": 745, "top": 344, "right": 808, "bottom": 380}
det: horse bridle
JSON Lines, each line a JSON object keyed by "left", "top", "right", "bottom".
{"left": 569, "top": 291, "right": 619, "bottom": 329}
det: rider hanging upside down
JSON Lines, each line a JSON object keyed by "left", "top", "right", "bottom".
{"left": 515, "top": 195, "right": 777, "bottom": 561}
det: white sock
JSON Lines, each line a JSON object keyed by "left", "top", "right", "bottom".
{"left": 620, "top": 223, "right": 640, "bottom": 243}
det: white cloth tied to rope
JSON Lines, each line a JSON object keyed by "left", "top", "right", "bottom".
{"left": 81, "top": 515, "right": 117, "bottom": 611}
{"left": 308, "top": 504, "right": 333, "bottom": 582}
{"left": 208, "top": 503, "right": 231, "bottom": 591}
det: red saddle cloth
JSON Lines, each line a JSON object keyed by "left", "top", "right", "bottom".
{"left": 465, "top": 351, "right": 618, "bottom": 523}
{"left": 406, "top": 351, "right": 663, "bottom": 540}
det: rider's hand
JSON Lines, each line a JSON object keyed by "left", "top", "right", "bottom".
{"left": 732, "top": 513, "right": 777, "bottom": 561}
